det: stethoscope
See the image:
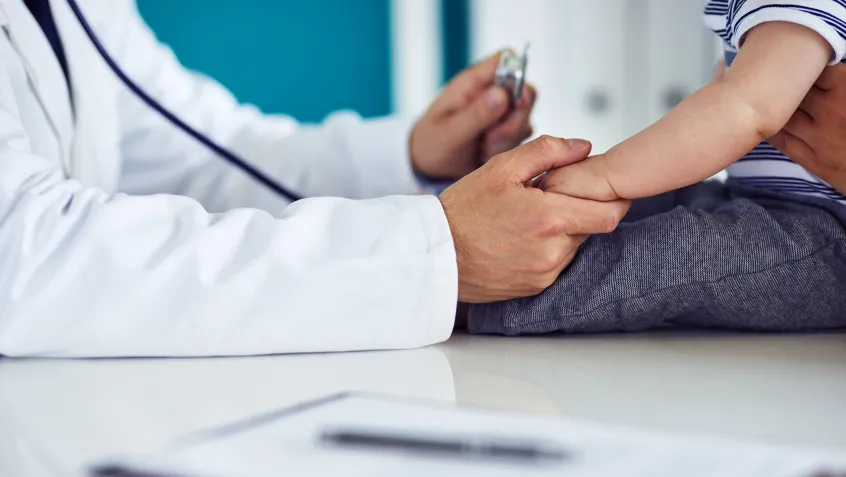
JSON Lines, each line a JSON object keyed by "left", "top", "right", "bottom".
{"left": 65, "top": 0, "right": 528, "bottom": 203}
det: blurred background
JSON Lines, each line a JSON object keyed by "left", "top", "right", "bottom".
{"left": 138, "top": 0, "right": 720, "bottom": 153}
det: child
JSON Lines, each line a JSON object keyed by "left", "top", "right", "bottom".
{"left": 469, "top": 0, "right": 846, "bottom": 334}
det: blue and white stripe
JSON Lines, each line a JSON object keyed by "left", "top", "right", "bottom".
{"left": 704, "top": 0, "right": 846, "bottom": 203}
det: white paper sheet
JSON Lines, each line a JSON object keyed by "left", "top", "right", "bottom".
{"left": 92, "top": 393, "right": 846, "bottom": 477}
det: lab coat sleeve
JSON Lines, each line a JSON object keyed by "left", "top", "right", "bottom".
{"left": 110, "top": 0, "right": 427, "bottom": 214}
{"left": 0, "top": 76, "right": 457, "bottom": 358}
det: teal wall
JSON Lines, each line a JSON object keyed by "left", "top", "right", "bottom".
{"left": 137, "top": 0, "right": 392, "bottom": 122}
{"left": 441, "top": 0, "right": 469, "bottom": 81}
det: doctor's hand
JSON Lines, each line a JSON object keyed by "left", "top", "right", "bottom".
{"left": 439, "top": 136, "right": 630, "bottom": 303}
{"left": 410, "top": 51, "right": 537, "bottom": 181}
{"left": 769, "top": 63, "right": 846, "bottom": 194}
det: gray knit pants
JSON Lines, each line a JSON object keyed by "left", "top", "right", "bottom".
{"left": 468, "top": 181, "right": 846, "bottom": 334}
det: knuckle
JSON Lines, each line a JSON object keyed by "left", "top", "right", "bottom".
{"left": 532, "top": 247, "right": 565, "bottom": 275}
{"left": 560, "top": 214, "right": 583, "bottom": 235}
{"left": 474, "top": 95, "right": 497, "bottom": 118}
{"left": 535, "top": 210, "right": 565, "bottom": 236}
{"left": 535, "top": 135, "right": 566, "bottom": 156}
{"left": 550, "top": 208, "right": 582, "bottom": 233}
{"left": 451, "top": 89, "right": 474, "bottom": 110}
{"left": 548, "top": 247, "right": 567, "bottom": 269}
{"left": 529, "top": 272, "right": 556, "bottom": 293}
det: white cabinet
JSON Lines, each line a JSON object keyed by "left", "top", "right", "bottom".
{"left": 470, "top": 0, "right": 719, "bottom": 153}
{"left": 646, "top": 0, "right": 719, "bottom": 123}
{"left": 565, "top": 0, "right": 628, "bottom": 153}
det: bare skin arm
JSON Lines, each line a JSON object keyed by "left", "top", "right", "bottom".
{"left": 545, "top": 22, "right": 833, "bottom": 201}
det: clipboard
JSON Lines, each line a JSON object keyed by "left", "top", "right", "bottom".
{"left": 91, "top": 392, "right": 846, "bottom": 477}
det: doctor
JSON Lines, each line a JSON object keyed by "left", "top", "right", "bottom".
{"left": 0, "top": 0, "right": 629, "bottom": 358}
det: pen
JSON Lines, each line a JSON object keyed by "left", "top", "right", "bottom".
{"left": 319, "top": 428, "right": 568, "bottom": 463}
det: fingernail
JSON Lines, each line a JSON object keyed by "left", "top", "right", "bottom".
{"left": 566, "top": 139, "right": 591, "bottom": 151}
{"left": 487, "top": 88, "right": 506, "bottom": 109}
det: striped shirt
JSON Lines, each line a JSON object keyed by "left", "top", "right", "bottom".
{"left": 704, "top": 0, "right": 846, "bottom": 203}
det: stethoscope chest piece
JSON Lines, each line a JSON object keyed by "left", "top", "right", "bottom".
{"left": 494, "top": 44, "right": 529, "bottom": 106}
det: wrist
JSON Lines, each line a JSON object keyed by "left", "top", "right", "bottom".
{"left": 409, "top": 121, "right": 468, "bottom": 183}
{"left": 544, "top": 155, "right": 621, "bottom": 202}
{"left": 405, "top": 126, "right": 454, "bottom": 194}
{"left": 409, "top": 123, "right": 439, "bottom": 179}
{"left": 410, "top": 152, "right": 460, "bottom": 183}
{"left": 438, "top": 191, "right": 475, "bottom": 303}
{"left": 414, "top": 168, "right": 455, "bottom": 196}
{"left": 593, "top": 153, "right": 623, "bottom": 200}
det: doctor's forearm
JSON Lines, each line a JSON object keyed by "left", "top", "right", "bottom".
{"left": 0, "top": 177, "right": 457, "bottom": 357}
{"left": 114, "top": 0, "right": 424, "bottom": 209}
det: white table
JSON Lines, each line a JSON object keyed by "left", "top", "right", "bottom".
{"left": 0, "top": 331, "right": 844, "bottom": 476}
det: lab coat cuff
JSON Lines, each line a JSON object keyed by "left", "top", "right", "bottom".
{"left": 416, "top": 195, "right": 459, "bottom": 341}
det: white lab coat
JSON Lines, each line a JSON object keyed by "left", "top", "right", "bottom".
{"left": 0, "top": 0, "right": 457, "bottom": 357}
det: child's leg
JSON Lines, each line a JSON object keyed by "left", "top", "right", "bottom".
{"left": 468, "top": 182, "right": 846, "bottom": 334}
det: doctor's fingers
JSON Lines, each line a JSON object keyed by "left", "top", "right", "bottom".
{"left": 783, "top": 107, "right": 815, "bottom": 138}
{"left": 797, "top": 86, "right": 828, "bottom": 119}
{"left": 813, "top": 62, "right": 846, "bottom": 91}
{"left": 518, "top": 239, "right": 584, "bottom": 297}
{"left": 441, "top": 87, "right": 510, "bottom": 149}
{"left": 547, "top": 237, "right": 587, "bottom": 280}
{"left": 483, "top": 84, "right": 537, "bottom": 157}
{"left": 491, "top": 135, "right": 592, "bottom": 185}
{"left": 538, "top": 193, "right": 631, "bottom": 236}
{"left": 489, "top": 84, "right": 537, "bottom": 138}
{"left": 433, "top": 51, "right": 504, "bottom": 112}
{"left": 778, "top": 108, "right": 816, "bottom": 162}
{"left": 773, "top": 108, "right": 816, "bottom": 163}
{"left": 768, "top": 130, "right": 815, "bottom": 167}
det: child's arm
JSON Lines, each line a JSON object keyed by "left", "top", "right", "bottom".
{"left": 552, "top": 21, "right": 833, "bottom": 201}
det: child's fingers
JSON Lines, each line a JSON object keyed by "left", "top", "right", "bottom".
{"left": 541, "top": 160, "right": 619, "bottom": 202}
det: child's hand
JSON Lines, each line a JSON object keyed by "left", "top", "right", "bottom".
{"left": 539, "top": 154, "right": 620, "bottom": 202}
